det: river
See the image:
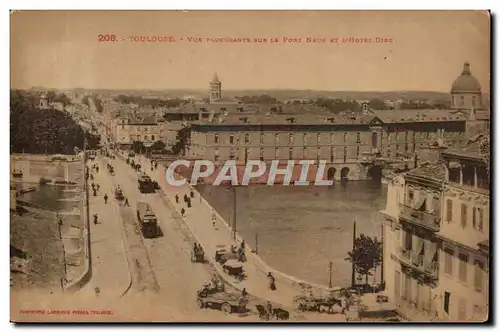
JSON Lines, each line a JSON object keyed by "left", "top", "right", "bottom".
{"left": 196, "top": 181, "right": 387, "bottom": 288}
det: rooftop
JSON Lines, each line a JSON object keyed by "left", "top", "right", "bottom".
{"left": 406, "top": 161, "right": 447, "bottom": 182}
{"left": 369, "top": 109, "right": 467, "bottom": 123}
{"left": 193, "top": 111, "right": 377, "bottom": 126}
{"left": 442, "top": 133, "right": 489, "bottom": 160}
{"left": 451, "top": 62, "right": 482, "bottom": 94}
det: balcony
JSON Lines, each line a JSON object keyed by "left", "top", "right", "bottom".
{"left": 399, "top": 204, "right": 440, "bottom": 231}
{"left": 395, "top": 248, "right": 439, "bottom": 279}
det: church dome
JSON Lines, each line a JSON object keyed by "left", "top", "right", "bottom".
{"left": 451, "top": 62, "right": 482, "bottom": 93}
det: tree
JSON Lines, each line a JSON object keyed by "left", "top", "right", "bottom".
{"left": 345, "top": 234, "right": 382, "bottom": 285}
{"left": 368, "top": 99, "right": 388, "bottom": 110}
{"left": 172, "top": 126, "right": 190, "bottom": 155}
{"left": 10, "top": 89, "right": 100, "bottom": 154}
{"left": 46, "top": 90, "right": 57, "bottom": 103}
{"left": 131, "top": 140, "right": 145, "bottom": 154}
{"left": 151, "top": 140, "right": 166, "bottom": 151}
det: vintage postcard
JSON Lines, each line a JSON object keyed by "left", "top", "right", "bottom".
{"left": 10, "top": 10, "right": 490, "bottom": 323}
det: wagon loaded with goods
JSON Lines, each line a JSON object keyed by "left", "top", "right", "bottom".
{"left": 293, "top": 287, "right": 348, "bottom": 313}
{"left": 196, "top": 287, "right": 248, "bottom": 314}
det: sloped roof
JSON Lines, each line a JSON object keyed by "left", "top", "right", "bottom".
{"left": 370, "top": 109, "right": 467, "bottom": 123}
{"left": 406, "top": 162, "right": 447, "bottom": 182}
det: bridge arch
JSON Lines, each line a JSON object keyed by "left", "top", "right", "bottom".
{"left": 340, "top": 167, "right": 350, "bottom": 180}
{"left": 327, "top": 167, "right": 337, "bottom": 181}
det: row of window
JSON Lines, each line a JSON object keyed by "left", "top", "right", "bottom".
{"left": 214, "top": 146, "right": 357, "bottom": 162}
{"left": 452, "top": 95, "right": 478, "bottom": 107}
{"left": 448, "top": 165, "right": 489, "bottom": 190}
{"left": 443, "top": 246, "right": 486, "bottom": 292}
{"left": 445, "top": 199, "right": 485, "bottom": 232}
{"left": 129, "top": 135, "right": 155, "bottom": 141}
{"left": 215, "top": 132, "right": 367, "bottom": 145}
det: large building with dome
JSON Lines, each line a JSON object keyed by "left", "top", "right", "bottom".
{"left": 449, "top": 62, "right": 490, "bottom": 137}
{"left": 184, "top": 64, "right": 485, "bottom": 182}
{"left": 451, "top": 62, "right": 484, "bottom": 110}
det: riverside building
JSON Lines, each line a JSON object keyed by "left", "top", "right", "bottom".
{"left": 381, "top": 134, "right": 490, "bottom": 322}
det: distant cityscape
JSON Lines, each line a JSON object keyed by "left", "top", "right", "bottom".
{"left": 10, "top": 60, "right": 490, "bottom": 322}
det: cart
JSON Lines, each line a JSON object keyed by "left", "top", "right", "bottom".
{"left": 196, "top": 291, "right": 248, "bottom": 314}
{"left": 222, "top": 259, "right": 245, "bottom": 281}
{"left": 214, "top": 246, "right": 238, "bottom": 264}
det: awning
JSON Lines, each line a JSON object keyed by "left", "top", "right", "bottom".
{"left": 449, "top": 161, "right": 461, "bottom": 168}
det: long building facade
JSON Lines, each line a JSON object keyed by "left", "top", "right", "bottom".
{"left": 381, "top": 134, "right": 490, "bottom": 322}
{"left": 187, "top": 108, "right": 468, "bottom": 181}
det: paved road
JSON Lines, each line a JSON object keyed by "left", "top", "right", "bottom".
{"left": 106, "top": 155, "right": 265, "bottom": 321}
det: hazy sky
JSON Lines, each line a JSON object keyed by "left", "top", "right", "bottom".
{"left": 10, "top": 10, "right": 490, "bottom": 92}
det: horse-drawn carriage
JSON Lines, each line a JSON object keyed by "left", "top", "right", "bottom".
{"left": 196, "top": 284, "right": 248, "bottom": 314}
{"left": 191, "top": 246, "right": 205, "bottom": 263}
{"left": 293, "top": 287, "right": 348, "bottom": 313}
{"left": 222, "top": 259, "right": 245, "bottom": 282}
{"left": 114, "top": 186, "right": 124, "bottom": 200}
{"left": 255, "top": 305, "right": 290, "bottom": 321}
{"left": 107, "top": 163, "right": 115, "bottom": 175}
{"left": 214, "top": 245, "right": 238, "bottom": 264}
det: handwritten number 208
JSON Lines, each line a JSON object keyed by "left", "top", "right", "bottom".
{"left": 98, "top": 34, "right": 117, "bottom": 42}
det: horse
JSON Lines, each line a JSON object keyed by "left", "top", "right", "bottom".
{"left": 272, "top": 308, "right": 290, "bottom": 320}
{"left": 255, "top": 305, "right": 270, "bottom": 320}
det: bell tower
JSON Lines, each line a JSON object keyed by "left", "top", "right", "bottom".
{"left": 209, "top": 73, "right": 222, "bottom": 103}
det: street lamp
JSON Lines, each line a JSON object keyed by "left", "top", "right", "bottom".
{"left": 329, "top": 261, "right": 333, "bottom": 289}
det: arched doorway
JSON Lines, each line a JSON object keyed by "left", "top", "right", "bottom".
{"left": 327, "top": 167, "right": 337, "bottom": 181}
{"left": 340, "top": 167, "right": 350, "bottom": 180}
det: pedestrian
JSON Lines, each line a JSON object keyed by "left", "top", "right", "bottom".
{"left": 95, "top": 166, "right": 99, "bottom": 173}
{"left": 240, "top": 240, "right": 245, "bottom": 250}
{"left": 175, "top": 194, "right": 179, "bottom": 204}
{"left": 91, "top": 183, "right": 95, "bottom": 190}
{"left": 190, "top": 189, "right": 194, "bottom": 198}
{"left": 180, "top": 208, "right": 185, "bottom": 217}
{"left": 212, "top": 219, "right": 216, "bottom": 229}
{"left": 241, "top": 288, "right": 248, "bottom": 297}
{"left": 187, "top": 198, "right": 192, "bottom": 208}
{"left": 268, "top": 272, "right": 276, "bottom": 291}
{"left": 124, "top": 198, "right": 129, "bottom": 207}
{"left": 93, "top": 188, "right": 97, "bottom": 197}
{"left": 266, "top": 301, "right": 273, "bottom": 314}
{"left": 183, "top": 193, "right": 188, "bottom": 203}
{"left": 104, "top": 193, "right": 108, "bottom": 204}
{"left": 96, "top": 184, "right": 100, "bottom": 191}
{"left": 93, "top": 214, "right": 98, "bottom": 225}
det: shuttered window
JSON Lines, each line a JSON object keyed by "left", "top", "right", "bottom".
{"left": 458, "top": 298, "right": 467, "bottom": 321}
{"left": 459, "top": 252, "right": 468, "bottom": 283}
{"left": 444, "top": 248, "right": 454, "bottom": 276}
{"left": 446, "top": 200, "right": 453, "bottom": 222}
{"left": 394, "top": 271, "right": 401, "bottom": 300}
{"left": 474, "top": 259, "right": 484, "bottom": 291}
{"left": 461, "top": 204, "right": 468, "bottom": 228}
